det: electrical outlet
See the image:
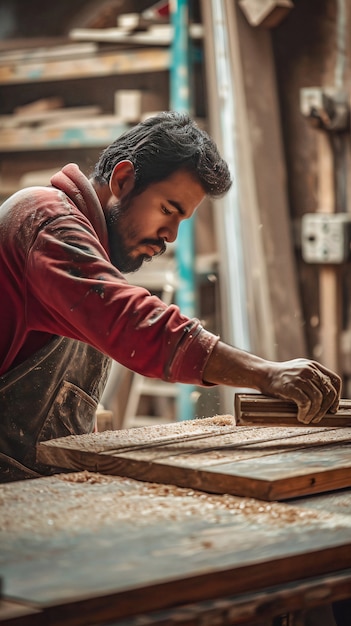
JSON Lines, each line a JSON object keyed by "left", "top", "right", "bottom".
{"left": 301, "top": 213, "right": 351, "bottom": 264}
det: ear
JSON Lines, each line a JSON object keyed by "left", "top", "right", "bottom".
{"left": 109, "top": 160, "right": 135, "bottom": 199}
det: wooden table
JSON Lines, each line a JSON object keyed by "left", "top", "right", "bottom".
{"left": 1, "top": 418, "right": 351, "bottom": 625}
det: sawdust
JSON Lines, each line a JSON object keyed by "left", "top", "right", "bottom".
{"left": 59, "top": 471, "right": 111, "bottom": 484}
{"left": 42, "top": 415, "right": 236, "bottom": 453}
{"left": 209, "top": 415, "right": 235, "bottom": 426}
{"left": 0, "top": 471, "right": 342, "bottom": 538}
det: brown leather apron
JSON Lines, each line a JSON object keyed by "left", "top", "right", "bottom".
{"left": 0, "top": 336, "right": 111, "bottom": 482}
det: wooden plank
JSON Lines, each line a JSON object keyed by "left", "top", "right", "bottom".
{"left": 101, "top": 427, "right": 351, "bottom": 466}
{"left": 0, "top": 48, "right": 170, "bottom": 85}
{"left": 39, "top": 415, "right": 238, "bottom": 454}
{"left": 0, "top": 599, "right": 43, "bottom": 625}
{"left": 69, "top": 24, "right": 203, "bottom": 46}
{"left": 235, "top": 394, "right": 351, "bottom": 426}
{"left": 1, "top": 474, "right": 351, "bottom": 625}
{"left": 235, "top": 1, "right": 307, "bottom": 360}
{"left": 292, "top": 487, "right": 351, "bottom": 517}
{"left": 0, "top": 106, "right": 102, "bottom": 129}
{"left": 115, "top": 569, "right": 351, "bottom": 626}
{"left": 0, "top": 39, "right": 97, "bottom": 60}
{"left": 37, "top": 417, "right": 351, "bottom": 500}
{"left": 40, "top": 438, "right": 351, "bottom": 501}
{"left": 0, "top": 117, "right": 129, "bottom": 152}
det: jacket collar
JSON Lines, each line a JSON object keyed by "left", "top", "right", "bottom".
{"left": 50, "top": 163, "right": 109, "bottom": 254}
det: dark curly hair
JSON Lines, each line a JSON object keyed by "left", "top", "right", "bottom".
{"left": 93, "top": 111, "right": 232, "bottom": 197}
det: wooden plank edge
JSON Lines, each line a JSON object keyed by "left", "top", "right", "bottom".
{"left": 0, "top": 598, "right": 44, "bottom": 625}
{"left": 12, "top": 545, "right": 351, "bottom": 626}
{"left": 37, "top": 443, "right": 351, "bottom": 502}
{"left": 235, "top": 394, "right": 351, "bottom": 426}
{"left": 109, "top": 568, "right": 351, "bottom": 626}
{"left": 37, "top": 421, "right": 240, "bottom": 458}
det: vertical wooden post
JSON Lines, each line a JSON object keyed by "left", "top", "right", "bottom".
{"left": 202, "top": 0, "right": 307, "bottom": 417}
{"left": 316, "top": 132, "right": 342, "bottom": 373}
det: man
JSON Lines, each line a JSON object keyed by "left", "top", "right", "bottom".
{"left": 0, "top": 111, "right": 341, "bottom": 481}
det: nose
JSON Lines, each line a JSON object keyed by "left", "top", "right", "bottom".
{"left": 159, "top": 222, "right": 179, "bottom": 243}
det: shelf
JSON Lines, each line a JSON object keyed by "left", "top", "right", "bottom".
{"left": 0, "top": 116, "right": 129, "bottom": 151}
{"left": 69, "top": 23, "right": 203, "bottom": 46}
{"left": 0, "top": 47, "right": 170, "bottom": 85}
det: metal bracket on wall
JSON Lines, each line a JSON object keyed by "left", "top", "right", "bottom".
{"left": 300, "top": 87, "right": 350, "bottom": 132}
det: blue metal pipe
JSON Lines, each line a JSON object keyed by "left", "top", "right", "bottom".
{"left": 170, "top": 0, "right": 196, "bottom": 420}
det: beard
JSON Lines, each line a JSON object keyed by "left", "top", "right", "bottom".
{"left": 106, "top": 196, "right": 167, "bottom": 273}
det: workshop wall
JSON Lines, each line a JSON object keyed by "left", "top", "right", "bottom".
{"left": 272, "top": 0, "right": 351, "bottom": 389}
{"left": 1, "top": 0, "right": 351, "bottom": 402}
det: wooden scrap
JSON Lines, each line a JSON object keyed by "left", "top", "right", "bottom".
{"left": 40, "top": 114, "right": 124, "bottom": 130}
{"left": 235, "top": 394, "right": 351, "bottom": 427}
{"left": 238, "top": 0, "right": 294, "bottom": 28}
{"left": 0, "top": 39, "right": 97, "bottom": 61}
{"left": 117, "top": 13, "right": 149, "bottom": 32}
{"left": 14, "top": 97, "right": 64, "bottom": 116}
{"left": 69, "top": 24, "right": 202, "bottom": 46}
{"left": 114, "top": 89, "right": 164, "bottom": 122}
{"left": 0, "top": 106, "right": 102, "bottom": 129}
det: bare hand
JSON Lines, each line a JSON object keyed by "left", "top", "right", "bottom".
{"left": 263, "top": 358, "right": 341, "bottom": 424}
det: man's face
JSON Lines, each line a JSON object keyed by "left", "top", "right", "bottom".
{"left": 106, "top": 169, "right": 206, "bottom": 273}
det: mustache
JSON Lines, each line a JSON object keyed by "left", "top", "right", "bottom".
{"left": 141, "top": 238, "right": 167, "bottom": 256}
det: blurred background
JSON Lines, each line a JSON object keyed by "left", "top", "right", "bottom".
{"left": 0, "top": 0, "right": 350, "bottom": 429}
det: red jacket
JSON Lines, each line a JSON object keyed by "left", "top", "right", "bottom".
{"left": 0, "top": 164, "right": 218, "bottom": 383}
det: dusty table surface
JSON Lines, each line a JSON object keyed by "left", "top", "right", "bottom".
{"left": 1, "top": 471, "right": 351, "bottom": 625}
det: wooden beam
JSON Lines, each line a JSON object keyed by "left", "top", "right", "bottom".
{"left": 235, "top": 4, "right": 307, "bottom": 359}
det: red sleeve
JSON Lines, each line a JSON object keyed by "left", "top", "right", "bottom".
{"left": 25, "top": 213, "right": 219, "bottom": 385}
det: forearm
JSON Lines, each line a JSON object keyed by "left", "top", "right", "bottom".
{"left": 203, "top": 340, "right": 269, "bottom": 390}
{"left": 202, "top": 339, "right": 341, "bottom": 424}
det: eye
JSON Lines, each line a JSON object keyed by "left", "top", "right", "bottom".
{"left": 162, "top": 205, "right": 172, "bottom": 215}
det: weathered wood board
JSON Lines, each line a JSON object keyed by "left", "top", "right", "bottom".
{"left": 235, "top": 394, "right": 351, "bottom": 427}
{"left": 0, "top": 600, "right": 43, "bottom": 626}
{"left": 114, "top": 568, "right": 351, "bottom": 626}
{"left": 1, "top": 473, "right": 351, "bottom": 626}
{"left": 37, "top": 416, "right": 351, "bottom": 501}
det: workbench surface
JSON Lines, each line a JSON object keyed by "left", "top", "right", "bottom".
{"left": 1, "top": 468, "right": 351, "bottom": 625}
